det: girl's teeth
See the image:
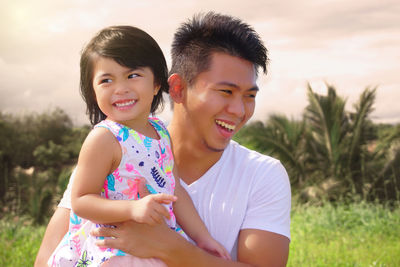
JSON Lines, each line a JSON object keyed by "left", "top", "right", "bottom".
{"left": 215, "top": 120, "right": 235, "bottom": 131}
{"left": 116, "top": 100, "right": 135, "bottom": 107}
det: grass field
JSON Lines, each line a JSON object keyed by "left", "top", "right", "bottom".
{"left": 288, "top": 202, "right": 400, "bottom": 266}
{"left": 0, "top": 217, "right": 45, "bottom": 266}
{"left": 1, "top": 202, "right": 399, "bottom": 266}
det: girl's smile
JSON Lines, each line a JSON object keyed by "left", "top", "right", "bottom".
{"left": 113, "top": 99, "right": 137, "bottom": 110}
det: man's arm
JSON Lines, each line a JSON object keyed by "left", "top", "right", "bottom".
{"left": 238, "top": 229, "right": 289, "bottom": 266}
{"left": 34, "top": 207, "right": 70, "bottom": 267}
{"left": 92, "top": 219, "right": 289, "bottom": 266}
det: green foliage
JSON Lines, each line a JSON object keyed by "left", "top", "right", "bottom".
{"left": 236, "top": 84, "right": 400, "bottom": 202}
{"left": 304, "top": 85, "right": 349, "bottom": 180}
{"left": 0, "top": 108, "right": 89, "bottom": 224}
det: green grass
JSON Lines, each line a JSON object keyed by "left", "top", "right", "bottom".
{"left": 288, "top": 202, "right": 400, "bottom": 266}
{"left": 0, "top": 217, "right": 45, "bottom": 266}
{"left": 1, "top": 202, "right": 399, "bottom": 266}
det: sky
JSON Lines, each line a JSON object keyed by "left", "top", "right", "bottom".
{"left": 1, "top": 0, "right": 399, "bottom": 125}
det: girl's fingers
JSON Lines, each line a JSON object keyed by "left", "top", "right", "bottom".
{"left": 151, "top": 193, "right": 177, "bottom": 204}
{"left": 223, "top": 249, "right": 231, "bottom": 260}
{"left": 137, "top": 178, "right": 149, "bottom": 198}
{"left": 159, "top": 204, "right": 171, "bottom": 220}
{"left": 151, "top": 204, "right": 170, "bottom": 222}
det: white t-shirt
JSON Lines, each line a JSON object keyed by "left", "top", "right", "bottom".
{"left": 59, "top": 140, "right": 291, "bottom": 260}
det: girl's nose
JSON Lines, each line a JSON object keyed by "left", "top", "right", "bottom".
{"left": 115, "top": 81, "right": 130, "bottom": 95}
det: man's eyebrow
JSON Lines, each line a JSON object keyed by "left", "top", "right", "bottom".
{"left": 216, "top": 81, "right": 259, "bottom": 91}
{"left": 248, "top": 86, "right": 259, "bottom": 92}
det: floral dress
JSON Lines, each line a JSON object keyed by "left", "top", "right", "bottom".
{"left": 48, "top": 118, "right": 186, "bottom": 267}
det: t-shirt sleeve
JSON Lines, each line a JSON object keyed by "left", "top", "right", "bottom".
{"left": 241, "top": 160, "right": 291, "bottom": 240}
{"left": 57, "top": 168, "right": 76, "bottom": 209}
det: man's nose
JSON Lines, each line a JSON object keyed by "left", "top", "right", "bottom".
{"left": 226, "top": 96, "right": 245, "bottom": 118}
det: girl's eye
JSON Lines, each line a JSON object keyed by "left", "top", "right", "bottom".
{"left": 100, "top": 78, "right": 112, "bottom": 84}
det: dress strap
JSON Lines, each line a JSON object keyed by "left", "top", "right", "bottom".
{"left": 149, "top": 117, "right": 171, "bottom": 143}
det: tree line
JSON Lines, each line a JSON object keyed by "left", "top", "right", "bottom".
{"left": 0, "top": 85, "right": 399, "bottom": 224}
{"left": 0, "top": 108, "right": 90, "bottom": 224}
{"left": 235, "top": 85, "right": 400, "bottom": 203}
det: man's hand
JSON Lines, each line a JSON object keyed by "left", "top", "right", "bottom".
{"left": 91, "top": 178, "right": 178, "bottom": 259}
{"left": 91, "top": 219, "right": 179, "bottom": 259}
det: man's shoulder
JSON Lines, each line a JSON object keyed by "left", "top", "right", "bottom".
{"left": 226, "top": 140, "right": 281, "bottom": 166}
{"left": 224, "top": 140, "right": 289, "bottom": 184}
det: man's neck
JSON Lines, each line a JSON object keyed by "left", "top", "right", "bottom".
{"left": 168, "top": 123, "right": 224, "bottom": 185}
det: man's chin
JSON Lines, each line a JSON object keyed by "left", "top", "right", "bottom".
{"left": 203, "top": 140, "right": 229, "bottom": 153}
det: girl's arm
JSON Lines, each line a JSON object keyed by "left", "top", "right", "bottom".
{"left": 72, "top": 127, "right": 175, "bottom": 225}
{"left": 172, "top": 166, "right": 231, "bottom": 260}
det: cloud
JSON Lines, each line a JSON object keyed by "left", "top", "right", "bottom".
{"left": 1, "top": 0, "right": 399, "bottom": 125}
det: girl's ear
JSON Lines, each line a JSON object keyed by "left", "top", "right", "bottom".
{"left": 154, "top": 84, "right": 161, "bottom": 96}
{"left": 168, "top": 74, "right": 185, "bottom": 104}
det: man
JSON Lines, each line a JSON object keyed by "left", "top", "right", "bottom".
{"left": 35, "top": 12, "right": 291, "bottom": 266}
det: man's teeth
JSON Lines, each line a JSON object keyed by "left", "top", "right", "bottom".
{"left": 215, "top": 120, "right": 235, "bottom": 131}
{"left": 115, "top": 100, "right": 136, "bottom": 107}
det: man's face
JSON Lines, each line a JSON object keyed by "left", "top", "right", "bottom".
{"left": 183, "top": 52, "right": 258, "bottom": 152}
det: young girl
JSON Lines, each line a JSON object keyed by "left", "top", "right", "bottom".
{"left": 48, "top": 26, "right": 230, "bottom": 266}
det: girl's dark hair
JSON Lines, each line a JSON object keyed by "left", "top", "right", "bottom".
{"left": 80, "top": 25, "right": 169, "bottom": 125}
{"left": 170, "top": 12, "right": 268, "bottom": 86}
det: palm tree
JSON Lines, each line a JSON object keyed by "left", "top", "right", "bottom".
{"left": 304, "top": 84, "right": 348, "bottom": 184}
{"left": 263, "top": 115, "right": 307, "bottom": 187}
{"left": 304, "top": 84, "right": 378, "bottom": 199}
{"left": 236, "top": 115, "right": 307, "bottom": 187}
{"left": 345, "top": 87, "right": 377, "bottom": 197}
{"left": 370, "top": 124, "right": 400, "bottom": 201}
{"left": 237, "top": 84, "right": 398, "bottom": 202}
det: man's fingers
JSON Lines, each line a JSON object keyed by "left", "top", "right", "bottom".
{"left": 94, "top": 235, "right": 119, "bottom": 249}
{"left": 91, "top": 224, "right": 119, "bottom": 238}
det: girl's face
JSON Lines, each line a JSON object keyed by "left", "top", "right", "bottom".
{"left": 92, "top": 57, "right": 159, "bottom": 130}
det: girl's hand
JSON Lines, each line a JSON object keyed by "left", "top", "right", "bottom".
{"left": 130, "top": 193, "right": 177, "bottom": 225}
{"left": 196, "top": 235, "right": 231, "bottom": 261}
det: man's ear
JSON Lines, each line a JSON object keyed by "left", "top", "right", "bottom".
{"left": 168, "top": 73, "right": 185, "bottom": 104}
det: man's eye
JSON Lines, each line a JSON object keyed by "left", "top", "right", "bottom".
{"left": 128, "top": 73, "right": 139, "bottom": 79}
{"left": 221, "top": 90, "right": 232, "bottom": 94}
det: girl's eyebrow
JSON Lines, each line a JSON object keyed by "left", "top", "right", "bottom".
{"left": 94, "top": 67, "right": 144, "bottom": 79}
{"left": 93, "top": 73, "right": 111, "bottom": 81}
{"left": 128, "top": 67, "right": 146, "bottom": 72}
{"left": 96, "top": 73, "right": 110, "bottom": 77}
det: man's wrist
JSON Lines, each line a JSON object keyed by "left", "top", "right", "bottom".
{"left": 158, "top": 230, "right": 197, "bottom": 266}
